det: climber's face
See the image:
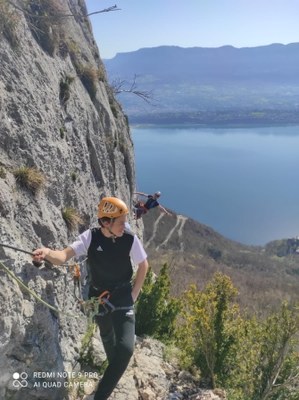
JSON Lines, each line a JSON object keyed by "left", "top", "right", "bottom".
{"left": 105, "top": 214, "right": 127, "bottom": 237}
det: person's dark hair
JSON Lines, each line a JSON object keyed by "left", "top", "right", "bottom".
{"left": 98, "top": 217, "right": 114, "bottom": 227}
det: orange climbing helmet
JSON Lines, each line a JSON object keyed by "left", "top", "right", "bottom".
{"left": 98, "top": 197, "right": 129, "bottom": 219}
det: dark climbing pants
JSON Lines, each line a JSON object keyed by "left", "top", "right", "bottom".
{"left": 94, "top": 309, "right": 135, "bottom": 400}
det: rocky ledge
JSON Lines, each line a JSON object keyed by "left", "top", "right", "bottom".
{"left": 80, "top": 335, "right": 226, "bottom": 400}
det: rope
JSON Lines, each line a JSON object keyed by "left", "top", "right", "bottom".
{"left": 0, "top": 243, "right": 33, "bottom": 256}
{"left": 0, "top": 259, "right": 133, "bottom": 321}
{"left": 0, "top": 242, "right": 87, "bottom": 266}
{"left": 0, "top": 244, "right": 131, "bottom": 318}
{"left": 0, "top": 243, "right": 92, "bottom": 315}
{"left": 0, "top": 260, "right": 79, "bottom": 318}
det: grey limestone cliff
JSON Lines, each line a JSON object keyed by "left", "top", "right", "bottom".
{"left": 0, "top": 1, "right": 137, "bottom": 399}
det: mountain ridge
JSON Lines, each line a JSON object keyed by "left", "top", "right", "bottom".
{"left": 104, "top": 43, "right": 299, "bottom": 123}
{"left": 105, "top": 42, "right": 299, "bottom": 80}
{"left": 142, "top": 207, "right": 299, "bottom": 313}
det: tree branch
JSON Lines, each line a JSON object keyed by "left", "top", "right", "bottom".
{"left": 87, "top": 5, "right": 121, "bottom": 17}
{"left": 7, "top": 1, "right": 120, "bottom": 19}
{"left": 111, "top": 75, "right": 154, "bottom": 104}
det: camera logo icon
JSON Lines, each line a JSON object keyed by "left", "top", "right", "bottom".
{"left": 13, "top": 372, "right": 28, "bottom": 388}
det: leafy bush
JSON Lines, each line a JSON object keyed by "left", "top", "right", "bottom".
{"left": 78, "top": 321, "right": 98, "bottom": 368}
{"left": 135, "top": 264, "right": 181, "bottom": 342}
{"left": 175, "top": 272, "right": 299, "bottom": 399}
{"left": 13, "top": 166, "right": 45, "bottom": 193}
{"left": 242, "top": 304, "right": 299, "bottom": 400}
{"left": 176, "top": 272, "right": 239, "bottom": 387}
{"left": 224, "top": 303, "right": 299, "bottom": 400}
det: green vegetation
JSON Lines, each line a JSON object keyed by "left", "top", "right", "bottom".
{"left": 59, "top": 75, "right": 75, "bottom": 105}
{"left": 136, "top": 267, "right": 299, "bottom": 399}
{"left": 62, "top": 207, "right": 83, "bottom": 231}
{"left": 13, "top": 166, "right": 45, "bottom": 193}
{"left": 70, "top": 171, "right": 77, "bottom": 183}
{"left": 0, "top": 166, "right": 6, "bottom": 179}
{"left": 0, "top": 0, "right": 20, "bottom": 48}
{"left": 59, "top": 126, "right": 66, "bottom": 139}
{"left": 225, "top": 303, "right": 299, "bottom": 400}
{"left": 79, "top": 321, "right": 98, "bottom": 368}
{"left": 135, "top": 264, "right": 181, "bottom": 342}
{"left": 143, "top": 208, "right": 299, "bottom": 314}
{"left": 265, "top": 238, "right": 299, "bottom": 257}
{"left": 176, "top": 273, "right": 239, "bottom": 388}
{"left": 78, "top": 308, "right": 108, "bottom": 373}
{"left": 64, "top": 38, "right": 81, "bottom": 61}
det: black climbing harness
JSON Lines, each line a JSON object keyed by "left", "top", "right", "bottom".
{"left": 96, "top": 289, "right": 134, "bottom": 317}
{"left": 0, "top": 243, "right": 133, "bottom": 318}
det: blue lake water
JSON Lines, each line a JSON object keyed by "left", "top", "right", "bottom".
{"left": 132, "top": 125, "right": 299, "bottom": 246}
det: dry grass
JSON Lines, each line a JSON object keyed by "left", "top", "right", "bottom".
{"left": 65, "top": 38, "right": 81, "bottom": 61}
{"left": 13, "top": 166, "right": 46, "bottom": 193}
{"left": 77, "top": 65, "right": 98, "bottom": 100}
{"left": 62, "top": 207, "right": 83, "bottom": 231}
{"left": 0, "top": 0, "right": 20, "bottom": 48}
{"left": 25, "top": 0, "right": 67, "bottom": 56}
{"left": 74, "top": 64, "right": 105, "bottom": 100}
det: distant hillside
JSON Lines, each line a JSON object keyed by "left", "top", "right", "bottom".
{"left": 104, "top": 43, "right": 299, "bottom": 124}
{"left": 141, "top": 208, "right": 299, "bottom": 313}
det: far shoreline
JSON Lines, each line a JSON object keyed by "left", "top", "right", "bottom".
{"left": 127, "top": 108, "right": 299, "bottom": 130}
{"left": 130, "top": 121, "right": 299, "bottom": 130}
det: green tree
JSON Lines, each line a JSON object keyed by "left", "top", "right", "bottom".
{"left": 176, "top": 273, "right": 299, "bottom": 398}
{"left": 218, "top": 304, "right": 299, "bottom": 400}
{"left": 251, "top": 303, "right": 299, "bottom": 400}
{"left": 135, "top": 264, "right": 181, "bottom": 342}
{"left": 176, "top": 272, "right": 239, "bottom": 388}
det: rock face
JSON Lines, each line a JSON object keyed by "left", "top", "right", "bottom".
{"left": 83, "top": 335, "right": 226, "bottom": 400}
{"left": 0, "top": 1, "right": 137, "bottom": 399}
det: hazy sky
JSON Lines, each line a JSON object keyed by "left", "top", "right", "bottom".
{"left": 85, "top": 0, "right": 298, "bottom": 59}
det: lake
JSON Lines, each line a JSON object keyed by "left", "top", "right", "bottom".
{"left": 132, "top": 125, "right": 299, "bottom": 246}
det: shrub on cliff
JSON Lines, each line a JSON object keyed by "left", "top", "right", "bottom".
{"left": 13, "top": 166, "right": 46, "bottom": 193}
{"left": 0, "top": 0, "right": 19, "bottom": 48}
{"left": 62, "top": 206, "right": 83, "bottom": 231}
{"left": 135, "top": 264, "right": 181, "bottom": 342}
{"left": 175, "top": 272, "right": 299, "bottom": 399}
